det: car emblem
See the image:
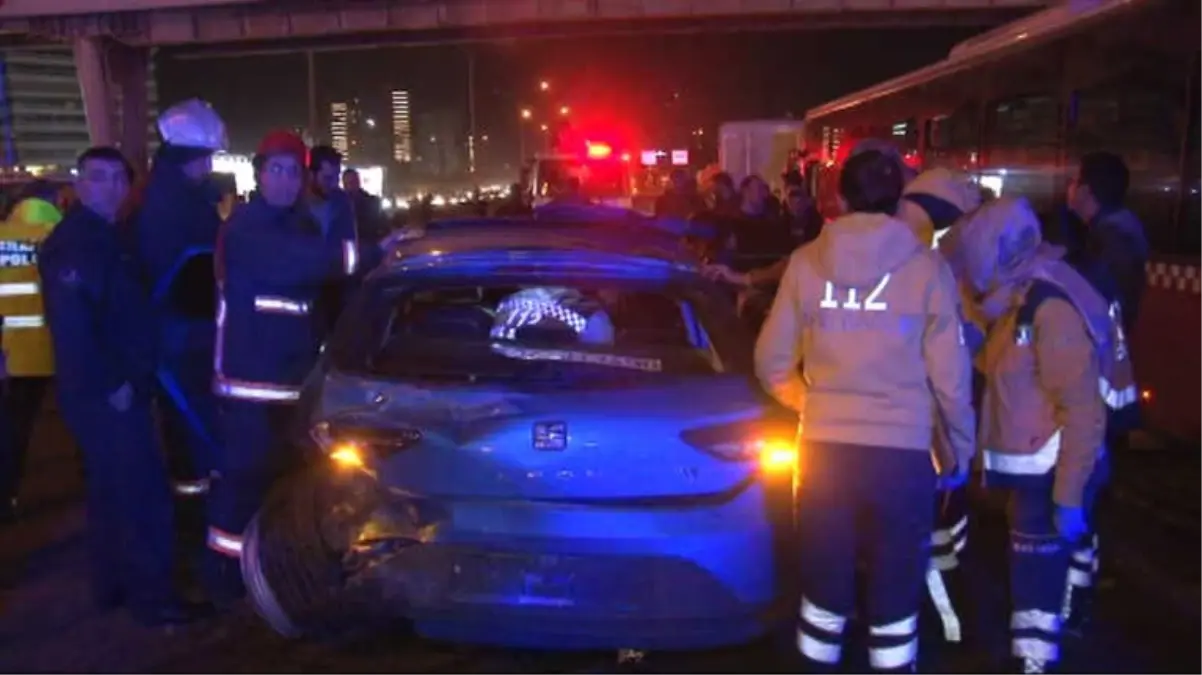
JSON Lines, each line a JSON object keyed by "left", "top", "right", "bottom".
{"left": 533, "top": 421, "right": 567, "bottom": 451}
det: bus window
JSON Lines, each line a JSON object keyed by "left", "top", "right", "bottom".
{"left": 1067, "top": 48, "right": 1192, "bottom": 255}
{"left": 1179, "top": 53, "right": 1200, "bottom": 256}
{"left": 986, "top": 94, "right": 1061, "bottom": 216}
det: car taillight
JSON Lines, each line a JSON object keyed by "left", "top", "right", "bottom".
{"left": 706, "top": 438, "right": 797, "bottom": 474}
{"left": 681, "top": 419, "right": 798, "bottom": 475}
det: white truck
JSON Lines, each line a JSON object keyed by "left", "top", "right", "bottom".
{"left": 717, "top": 119, "right": 805, "bottom": 194}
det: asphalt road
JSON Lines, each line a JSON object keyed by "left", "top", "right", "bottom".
{"left": 0, "top": 407, "right": 1198, "bottom": 673}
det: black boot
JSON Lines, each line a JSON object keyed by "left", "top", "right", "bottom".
{"left": 1061, "top": 584, "right": 1096, "bottom": 638}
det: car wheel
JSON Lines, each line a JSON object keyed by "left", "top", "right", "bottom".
{"left": 241, "top": 470, "right": 358, "bottom": 639}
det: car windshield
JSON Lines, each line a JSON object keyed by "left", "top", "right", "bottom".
{"left": 536, "top": 158, "right": 629, "bottom": 200}
{"left": 330, "top": 277, "right": 745, "bottom": 389}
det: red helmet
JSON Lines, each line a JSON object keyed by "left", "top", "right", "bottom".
{"left": 255, "top": 130, "right": 307, "bottom": 164}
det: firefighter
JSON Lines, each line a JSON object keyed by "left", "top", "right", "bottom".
{"left": 944, "top": 196, "right": 1120, "bottom": 673}
{"left": 40, "top": 147, "right": 204, "bottom": 625}
{"left": 0, "top": 187, "right": 62, "bottom": 523}
{"left": 206, "top": 131, "right": 357, "bottom": 601}
{"left": 135, "top": 99, "right": 228, "bottom": 504}
{"left": 755, "top": 149, "right": 976, "bottom": 673}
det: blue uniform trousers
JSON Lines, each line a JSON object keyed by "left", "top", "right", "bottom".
{"left": 795, "top": 441, "right": 936, "bottom": 673}
{"left": 988, "top": 458, "right": 1107, "bottom": 664}
{"left": 924, "top": 486, "right": 973, "bottom": 645}
{"left": 1063, "top": 451, "right": 1110, "bottom": 625}
{"left": 159, "top": 343, "right": 219, "bottom": 492}
{"left": 206, "top": 398, "right": 297, "bottom": 595}
{"left": 63, "top": 397, "right": 176, "bottom": 609}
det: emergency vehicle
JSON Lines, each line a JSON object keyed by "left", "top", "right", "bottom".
{"left": 803, "top": 0, "right": 1200, "bottom": 441}
{"left": 528, "top": 141, "right": 635, "bottom": 210}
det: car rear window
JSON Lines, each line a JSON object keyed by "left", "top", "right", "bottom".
{"left": 329, "top": 278, "right": 747, "bottom": 388}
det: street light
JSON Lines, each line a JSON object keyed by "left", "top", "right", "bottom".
{"left": 539, "top": 80, "right": 550, "bottom": 92}
{"left": 539, "top": 123, "right": 549, "bottom": 132}
{"left": 520, "top": 108, "right": 533, "bottom": 120}
{"left": 559, "top": 105, "right": 570, "bottom": 116}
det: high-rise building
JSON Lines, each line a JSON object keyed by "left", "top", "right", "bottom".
{"left": 390, "top": 89, "right": 413, "bottom": 164}
{"left": 329, "top": 100, "right": 349, "bottom": 158}
{"left": 329, "top": 98, "right": 366, "bottom": 162}
{"left": 0, "top": 47, "right": 159, "bottom": 168}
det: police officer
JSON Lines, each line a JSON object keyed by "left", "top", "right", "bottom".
{"left": 945, "top": 196, "right": 1116, "bottom": 674}
{"left": 39, "top": 147, "right": 203, "bottom": 625}
{"left": 206, "top": 131, "right": 359, "bottom": 601}
{"left": 135, "top": 99, "right": 228, "bottom": 504}
{"left": 0, "top": 187, "right": 62, "bottom": 522}
{"left": 756, "top": 150, "right": 976, "bottom": 673}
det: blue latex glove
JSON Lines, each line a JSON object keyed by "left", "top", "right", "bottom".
{"left": 936, "top": 466, "right": 968, "bottom": 491}
{"left": 1055, "top": 504, "right": 1088, "bottom": 542}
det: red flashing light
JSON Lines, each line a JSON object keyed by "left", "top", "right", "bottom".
{"left": 586, "top": 142, "right": 612, "bottom": 159}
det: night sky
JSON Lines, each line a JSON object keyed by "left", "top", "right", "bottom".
{"left": 157, "top": 26, "right": 979, "bottom": 165}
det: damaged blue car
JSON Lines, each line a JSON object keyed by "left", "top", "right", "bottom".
{"left": 240, "top": 218, "right": 799, "bottom": 651}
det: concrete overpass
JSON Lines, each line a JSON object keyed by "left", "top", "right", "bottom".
{"left": 0, "top": 0, "right": 1048, "bottom": 167}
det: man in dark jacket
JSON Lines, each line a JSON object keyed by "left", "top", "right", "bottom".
{"left": 1066, "top": 151, "right": 1148, "bottom": 336}
{"left": 342, "top": 167, "right": 385, "bottom": 243}
{"left": 41, "top": 146, "right": 205, "bottom": 626}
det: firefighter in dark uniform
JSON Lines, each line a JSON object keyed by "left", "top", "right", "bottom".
{"left": 135, "top": 99, "right": 228, "bottom": 503}
{"left": 39, "top": 147, "right": 205, "bottom": 625}
{"left": 205, "top": 131, "right": 362, "bottom": 600}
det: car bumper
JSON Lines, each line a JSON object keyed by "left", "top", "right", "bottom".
{"left": 356, "top": 480, "right": 790, "bottom": 650}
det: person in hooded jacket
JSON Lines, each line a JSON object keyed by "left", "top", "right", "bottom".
{"left": 895, "top": 167, "right": 986, "bottom": 650}
{"left": 756, "top": 149, "right": 976, "bottom": 673}
{"left": 135, "top": 99, "right": 228, "bottom": 507}
{"left": 942, "top": 196, "right": 1123, "bottom": 674}
{"left": 205, "top": 131, "right": 364, "bottom": 602}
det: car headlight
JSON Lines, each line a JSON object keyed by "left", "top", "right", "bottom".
{"left": 311, "top": 418, "right": 424, "bottom": 472}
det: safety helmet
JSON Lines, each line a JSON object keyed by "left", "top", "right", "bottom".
{"left": 157, "top": 99, "right": 228, "bottom": 153}
{"left": 255, "top": 130, "right": 308, "bottom": 165}
{"left": 8, "top": 197, "right": 62, "bottom": 230}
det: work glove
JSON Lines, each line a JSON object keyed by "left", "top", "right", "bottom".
{"left": 936, "top": 465, "right": 968, "bottom": 491}
{"left": 1055, "top": 504, "right": 1088, "bottom": 542}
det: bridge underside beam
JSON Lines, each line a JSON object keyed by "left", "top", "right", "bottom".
{"left": 7, "top": 0, "right": 1045, "bottom": 47}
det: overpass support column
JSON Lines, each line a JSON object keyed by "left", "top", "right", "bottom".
{"left": 72, "top": 38, "right": 151, "bottom": 171}
{"left": 111, "top": 44, "right": 150, "bottom": 171}
{"left": 73, "top": 37, "right": 115, "bottom": 148}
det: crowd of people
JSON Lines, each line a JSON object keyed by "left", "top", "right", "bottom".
{"left": 0, "top": 93, "right": 1151, "bottom": 674}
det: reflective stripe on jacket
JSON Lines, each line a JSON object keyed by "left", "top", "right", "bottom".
{"left": 0, "top": 199, "right": 62, "bottom": 376}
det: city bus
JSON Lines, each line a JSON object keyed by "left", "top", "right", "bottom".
{"left": 803, "top": 0, "right": 1200, "bottom": 441}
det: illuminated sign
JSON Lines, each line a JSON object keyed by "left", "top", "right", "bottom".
{"left": 671, "top": 150, "right": 689, "bottom": 166}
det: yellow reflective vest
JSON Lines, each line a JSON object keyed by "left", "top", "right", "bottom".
{"left": 0, "top": 198, "right": 62, "bottom": 377}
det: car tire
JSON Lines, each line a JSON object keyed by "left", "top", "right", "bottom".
{"left": 241, "top": 469, "right": 360, "bottom": 639}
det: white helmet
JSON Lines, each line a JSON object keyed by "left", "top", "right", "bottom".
{"left": 157, "top": 98, "right": 228, "bottom": 152}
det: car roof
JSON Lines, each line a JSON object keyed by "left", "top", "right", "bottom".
{"left": 385, "top": 214, "right": 706, "bottom": 273}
